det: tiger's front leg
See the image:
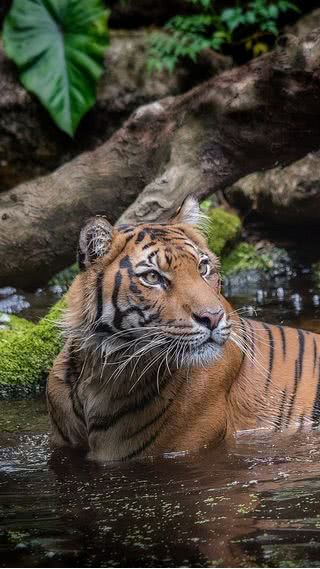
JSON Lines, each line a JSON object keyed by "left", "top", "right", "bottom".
{"left": 47, "top": 348, "right": 88, "bottom": 449}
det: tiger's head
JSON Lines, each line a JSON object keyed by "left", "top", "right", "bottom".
{"left": 65, "top": 196, "right": 233, "bottom": 368}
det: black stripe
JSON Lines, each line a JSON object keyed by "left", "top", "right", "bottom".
{"left": 274, "top": 388, "right": 287, "bottom": 431}
{"left": 286, "top": 359, "right": 299, "bottom": 427}
{"left": 312, "top": 356, "right": 320, "bottom": 425}
{"left": 78, "top": 247, "right": 86, "bottom": 271}
{"left": 296, "top": 329, "right": 305, "bottom": 382}
{"left": 96, "top": 271, "right": 104, "bottom": 321}
{"left": 244, "top": 319, "right": 255, "bottom": 364}
{"left": 117, "top": 225, "right": 135, "bottom": 234}
{"left": 88, "top": 390, "right": 162, "bottom": 434}
{"left": 47, "top": 391, "right": 70, "bottom": 444}
{"left": 136, "top": 230, "right": 146, "bottom": 243}
{"left": 124, "top": 400, "right": 173, "bottom": 440}
{"left": 95, "top": 322, "right": 114, "bottom": 334}
{"left": 121, "top": 425, "right": 164, "bottom": 461}
{"left": 90, "top": 370, "right": 185, "bottom": 435}
{"left": 64, "top": 342, "right": 86, "bottom": 426}
{"left": 125, "top": 235, "right": 134, "bottom": 246}
{"left": 129, "top": 279, "right": 143, "bottom": 295}
{"left": 111, "top": 371, "right": 172, "bottom": 405}
{"left": 148, "top": 250, "right": 159, "bottom": 263}
{"left": 277, "top": 325, "right": 286, "bottom": 360}
{"left": 261, "top": 323, "right": 274, "bottom": 392}
{"left": 111, "top": 270, "right": 123, "bottom": 329}
{"left": 65, "top": 344, "right": 86, "bottom": 426}
{"left": 70, "top": 387, "right": 86, "bottom": 425}
{"left": 313, "top": 337, "right": 318, "bottom": 376}
{"left": 240, "top": 318, "right": 249, "bottom": 348}
{"left": 298, "top": 413, "right": 305, "bottom": 431}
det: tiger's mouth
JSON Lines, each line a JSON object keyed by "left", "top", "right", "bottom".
{"left": 169, "top": 326, "right": 231, "bottom": 368}
{"left": 93, "top": 320, "right": 231, "bottom": 370}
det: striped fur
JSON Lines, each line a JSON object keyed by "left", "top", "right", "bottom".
{"left": 47, "top": 198, "right": 320, "bottom": 461}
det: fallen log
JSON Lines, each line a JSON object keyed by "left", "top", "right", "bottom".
{"left": 1, "top": 30, "right": 228, "bottom": 191}
{"left": 1, "top": 28, "right": 320, "bottom": 288}
{"left": 225, "top": 150, "right": 320, "bottom": 225}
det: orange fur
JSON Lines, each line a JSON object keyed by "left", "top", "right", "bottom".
{"left": 47, "top": 201, "right": 320, "bottom": 461}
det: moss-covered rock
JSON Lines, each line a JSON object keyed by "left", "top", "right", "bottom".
{"left": 0, "top": 313, "right": 35, "bottom": 334}
{"left": 222, "top": 242, "right": 290, "bottom": 277}
{"left": 202, "top": 204, "right": 242, "bottom": 256}
{"left": 0, "top": 299, "right": 65, "bottom": 399}
{"left": 221, "top": 243, "right": 268, "bottom": 275}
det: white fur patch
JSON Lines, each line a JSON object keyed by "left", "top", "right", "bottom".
{"left": 177, "top": 195, "right": 201, "bottom": 225}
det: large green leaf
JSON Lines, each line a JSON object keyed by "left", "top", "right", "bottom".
{"left": 3, "top": 0, "right": 108, "bottom": 136}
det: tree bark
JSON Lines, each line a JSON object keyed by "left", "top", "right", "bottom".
{"left": 225, "top": 150, "right": 320, "bottom": 225}
{"left": 1, "top": 28, "right": 320, "bottom": 288}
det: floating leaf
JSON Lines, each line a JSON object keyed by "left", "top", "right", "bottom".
{"left": 3, "top": 0, "right": 108, "bottom": 136}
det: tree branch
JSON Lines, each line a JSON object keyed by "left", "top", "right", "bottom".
{"left": 1, "top": 29, "right": 320, "bottom": 287}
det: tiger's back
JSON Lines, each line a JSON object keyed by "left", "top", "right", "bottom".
{"left": 228, "top": 319, "right": 320, "bottom": 433}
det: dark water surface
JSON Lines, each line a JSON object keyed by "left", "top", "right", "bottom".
{"left": 1, "top": 264, "right": 320, "bottom": 567}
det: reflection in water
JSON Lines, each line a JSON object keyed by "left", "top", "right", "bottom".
{"left": 1, "top": 430, "right": 320, "bottom": 567}
{"left": 1, "top": 267, "right": 320, "bottom": 567}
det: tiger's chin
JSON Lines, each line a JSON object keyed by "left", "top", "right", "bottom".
{"left": 176, "top": 339, "right": 225, "bottom": 368}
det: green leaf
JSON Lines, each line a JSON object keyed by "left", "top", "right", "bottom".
{"left": 261, "top": 20, "right": 278, "bottom": 34}
{"left": 187, "top": 0, "right": 212, "bottom": 11}
{"left": 3, "top": 0, "right": 108, "bottom": 136}
{"left": 220, "top": 7, "right": 245, "bottom": 32}
{"left": 278, "top": 0, "right": 300, "bottom": 13}
{"left": 268, "top": 4, "right": 279, "bottom": 19}
{"left": 244, "top": 10, "right": 257, "bottom": 24}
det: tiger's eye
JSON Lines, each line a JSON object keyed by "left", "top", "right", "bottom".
{"left": 199, "top": 259, "right": 210, "bottom": 277}
{"left": 143, "top": 271, "right": 160, "bottom": 285}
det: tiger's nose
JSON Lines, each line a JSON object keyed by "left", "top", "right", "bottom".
{"left": 192, "top": 309, "right": 224, "bottom": 331}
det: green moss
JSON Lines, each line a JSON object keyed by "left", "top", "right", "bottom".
{"left": 0, "top": 313, "right": 35, "bottom": 334}
{"left": 49, "top": 263, "right": 79, "bottom": 290}
{"left": 221, "top": 242, "right": 290, "bottom": 276}
{"left": 0, "top": 299, "right": 65, "bottom": 393}
{"left": 312, "top": 261, "right": 320, "bottom": 288}
{"left": 221, "top": 242, "right": 271, "bottom": 275}
{"left": 204, "top": 207, "right": 242, "bottom": 256}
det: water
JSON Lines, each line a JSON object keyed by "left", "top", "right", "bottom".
{"left": 1, "top": 426, "right": 320, "bottom": 567}
{"left": 1, "top": 263, "right": 320, "bottom": 567}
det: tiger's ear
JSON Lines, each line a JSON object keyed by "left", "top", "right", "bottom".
{"left": 170, "top": 195, "right": 201, "bottom": 226}
{"left": 78, "top": 216, "right": 113, "bottom": 271}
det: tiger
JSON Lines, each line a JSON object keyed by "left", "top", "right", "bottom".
{"left": 47, "top": 196, "right": 320, "bottom": 462}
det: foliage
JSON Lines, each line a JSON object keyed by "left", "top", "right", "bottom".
{"left": 221, "top": 242, "right": 269, "bottom": 275}
{"left": 3, "top": 0, "right": 109, "bottom": 136}
{"left": 148, "top": 0, "right": 299, "bottom": 72}
{"left": 202, "top": 204, "right": 242, "bottom": 256}
{"left": 0, "top": 299, "right": 65, "bottom": 393}
{"left": 312, "top": 262, "right": 320, "bottom": 288}
{"left": 0, "top": 313, "right": 34, "bottom": 334}
{"left": 49, "top": 263, "right": 79, "bottom": 292}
